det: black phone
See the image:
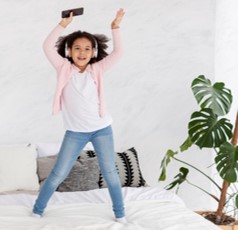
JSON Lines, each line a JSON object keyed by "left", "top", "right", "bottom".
{"left": 61, "top": 7, "right": 84, "bottom": 18}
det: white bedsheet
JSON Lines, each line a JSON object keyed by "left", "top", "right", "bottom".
{"left": 0, "top": 186, "right": 220, "bottom": 230}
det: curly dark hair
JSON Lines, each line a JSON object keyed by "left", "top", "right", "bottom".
{"left": 56, "top": 30, "right": 109, "bottom": 64}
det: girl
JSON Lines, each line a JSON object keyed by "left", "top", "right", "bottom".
{"left": 32, "top": 8, "right": 127, "bottom": 223}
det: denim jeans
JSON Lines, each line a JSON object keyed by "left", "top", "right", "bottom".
{"left": 33, "top": 125, "right": 125, "bottom": 218}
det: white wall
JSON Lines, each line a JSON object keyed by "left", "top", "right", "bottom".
{"left": 0, "top": 0, "right": 216, "bottom": 210}
{"left": 213, "top": 0, "right": 238, "bottom": 214}
{"left": 215, "top": 0, "right": 238, "bottom": 120}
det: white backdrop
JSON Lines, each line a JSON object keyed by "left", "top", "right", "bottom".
{"left": 1, "top": 0, "right": 232, "bottom": 211}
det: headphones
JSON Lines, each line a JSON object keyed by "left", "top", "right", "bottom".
{"left": 93, "top": 37, "right": 98, "bottom": 58}
{"left": 65, "top": 43, "right": 69, "bottom": 57}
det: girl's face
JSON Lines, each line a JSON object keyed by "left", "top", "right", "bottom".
{"left": 69, "top": 37, "right": 94, "bottom": 72}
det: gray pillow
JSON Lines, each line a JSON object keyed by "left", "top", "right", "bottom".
{"left": 37, "top": 155, "right": 56, "bottom": 183}
{"left": 37, "top": 155, "right": 99, "bottom": 192}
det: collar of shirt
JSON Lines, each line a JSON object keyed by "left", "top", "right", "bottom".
{"left": 72, "top": 64, "right": 93, "bottom": 75}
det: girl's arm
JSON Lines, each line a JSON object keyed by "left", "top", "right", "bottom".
{"left": 43, "top": 13, "right": 73, "bottom": 69}
{"left": 111, "top": 8, "right": 125, "bottom": 29}
{"left": 95, "top": 8, "right": 125, "bottom": 73}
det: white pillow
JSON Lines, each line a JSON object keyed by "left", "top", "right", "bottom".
{"left": 36, "top": 142, "right": 94, "bottom": 157}
{"left": 0, "top": 144, "right": 39, "bottom": 192}
{"left": 36, "top": 142, "right": 61, "bottom": 157}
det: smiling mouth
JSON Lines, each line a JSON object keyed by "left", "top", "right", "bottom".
{"left": 77, "top": 57, "right": 86, "bottom": 60}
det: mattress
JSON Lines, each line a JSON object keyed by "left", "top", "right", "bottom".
{"left": 0, "top": 186, "right": 220, "bottom": 230}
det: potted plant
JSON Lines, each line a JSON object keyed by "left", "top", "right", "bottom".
{"left": 159, "top": 75, "right": 238, "bottom": 228}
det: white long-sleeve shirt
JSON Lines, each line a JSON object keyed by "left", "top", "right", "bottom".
{"left": 61, "top": 71, "right": 112, "bottom": 132}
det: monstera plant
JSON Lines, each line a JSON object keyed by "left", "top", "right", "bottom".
{"left": 159, "top": 75, "right": 238, "bottom": 225}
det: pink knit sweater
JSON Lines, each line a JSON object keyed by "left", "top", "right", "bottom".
{"left": 43, "top": 24, "right": 123, "bottom": 116}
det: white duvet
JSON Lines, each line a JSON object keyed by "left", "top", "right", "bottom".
{"left": 0, "top": 186, "right": 220, "bottom": 230}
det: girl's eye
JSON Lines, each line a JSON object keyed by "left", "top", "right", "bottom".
{"left": 73, "top": 48, "right": 91, "bottom": 52}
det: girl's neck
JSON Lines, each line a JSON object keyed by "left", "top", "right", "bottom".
{"left": 73, "top": 64, "right": 88, "bottom": 73}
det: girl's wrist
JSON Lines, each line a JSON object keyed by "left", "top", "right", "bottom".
{"left": 111, "top": 24, "right": 120, "bottom": 29}
{"left": 59, "top": 21, "right": 68, "bottom": 28}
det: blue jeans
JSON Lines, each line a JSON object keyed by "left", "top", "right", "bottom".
{"left": 33, "top": 125, "right": 125, "bottom": 218}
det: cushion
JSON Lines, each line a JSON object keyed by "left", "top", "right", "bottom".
{"left": 0, "top": 144, "right": 39, "bottom": 192}
{"left": 80, "top": 147, "right": 147, "bottom": 188}
{"left": 36, "top": 142, "right": 61, "bottom": 157}
{"left": 37, "top": 155, "right": 57, "bottom": 182}
{"left": 36, "top": 142, "right": 94, "bottom": 158}
{"left": 37, "top": 155, "right": 100, "bottom": 192}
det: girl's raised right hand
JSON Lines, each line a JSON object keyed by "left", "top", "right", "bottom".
{"left": 59, "top": 12, "right": 73, "bottom": 28}
{"left": 111, "top": 8, "right": 125, "bottom": 29}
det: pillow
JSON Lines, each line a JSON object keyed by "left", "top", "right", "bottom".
{"left": 36, "top": 142, "right": 61, "bottom": 157}
{"left": 37, "top": 155, "right": 100, "bottom": 191}
{"left": 37, "top": 155, "right": 57, "bottom": 183}
{"left": 80, "top": 147, "right": 147, "bottom": 188}
{"left": 36, "top": 142, "right": 94, "bottom": 158}
{"left": 0, "top": 144, "right": 39, "bottom": 193}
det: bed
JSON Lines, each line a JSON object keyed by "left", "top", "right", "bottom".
{"left": 0, "top": 144, "right": 220, "bottom": 230}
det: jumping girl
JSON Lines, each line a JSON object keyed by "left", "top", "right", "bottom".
{"left": 32, "top": 8, "right": 127, "bottom": 223}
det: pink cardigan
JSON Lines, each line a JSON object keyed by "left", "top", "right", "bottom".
{"left": 43, "top": 24, "right": 123, "bottom": 116}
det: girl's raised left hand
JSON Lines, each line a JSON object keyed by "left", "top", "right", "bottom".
{"left": 59, "top": 12, "right": 74, "bottom": 28}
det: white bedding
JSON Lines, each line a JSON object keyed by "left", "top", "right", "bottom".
{"left": 0, "top": 186, "right": 220, "bottom": 230}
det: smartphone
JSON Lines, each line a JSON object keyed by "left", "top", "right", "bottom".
{"left": 61, "top": 7, "right": 84, "bottom": 18}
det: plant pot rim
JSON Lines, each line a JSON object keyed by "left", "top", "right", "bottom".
{"left": 195, "top": 211, "right": 238, "bottom": 226}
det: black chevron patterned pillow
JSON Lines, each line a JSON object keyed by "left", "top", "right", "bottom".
{"left": 80, "top": 147, "right": 147, "bottom": 188}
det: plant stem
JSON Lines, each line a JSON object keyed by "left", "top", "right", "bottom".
{"left": 215, "top": 181, "right": 229, "bottom": 224}
{"left": 186, "top": 180, "right": 219, "bottom": 202}
{"left": 173, "top": 156, "right": 222, "bottom": 191}
{"left": 216, "top": 111, "right": 238, "bottom": 223}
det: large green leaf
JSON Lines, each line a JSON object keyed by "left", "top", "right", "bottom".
{"left": 191, "top": 75, "right": 232, "bottom": 116}
{"left": 165, "top": 167, "right": 189, "bottom": 190}
{"left": 188, "top": 108, "right": 233, "bottom": 148}
{"left": 159, "top": 149, "right": 177, "bottom": 181}
{"left": 215, "top": 142, "right": 238, "bottom": 183}
{"left": 180, "top": 136, "right": 193, "bottom": 152}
